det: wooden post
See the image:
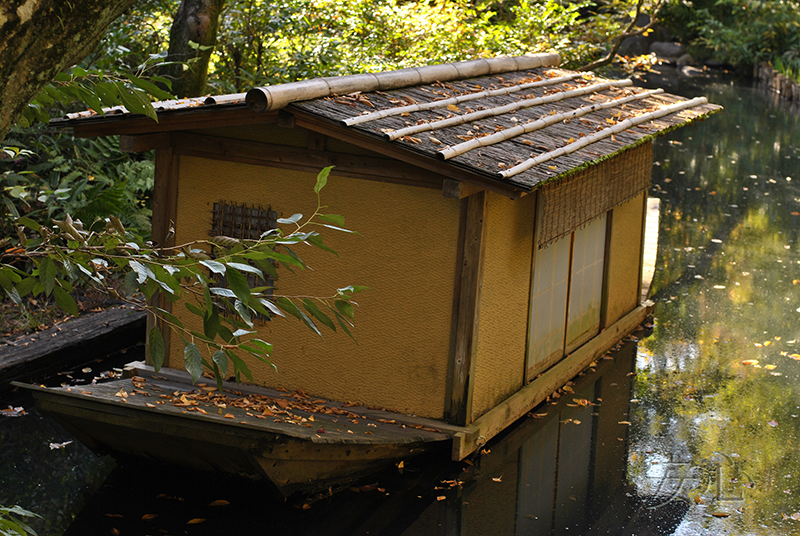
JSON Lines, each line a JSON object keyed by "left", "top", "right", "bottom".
{"left": 445, "top": 190, "right": 488, "bottom": 425}
{"left": 147, "top": 136, "right": 179, "bottom": 368}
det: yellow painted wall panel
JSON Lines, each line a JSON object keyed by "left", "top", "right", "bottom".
{"left": 471, "top": 192, "right": 535, "bottom": 420}
{"left": 604, "top": 192, "right": 645, "bottom": 326}
{"left": 169, "top": 156, "right": 460, "bottom": 418}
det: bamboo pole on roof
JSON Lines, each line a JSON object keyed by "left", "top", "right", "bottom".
{"left": 437, "top": 89, "right": 665, "bottom": 160}
{"left": 386, "top": 79, "right": 633, "bottom": 141}
{"left": 341, "top": 73, "right": 586, "bottom": 127}
{"left": 498, "top": 96, "right": 709, "bottom": 179}
{"left": 245, "top": 54, "right": 561, "bottom": 113}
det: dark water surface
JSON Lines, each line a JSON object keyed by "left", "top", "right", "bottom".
{"left": 3, "top": 69, "right": 800, "bottom": 535}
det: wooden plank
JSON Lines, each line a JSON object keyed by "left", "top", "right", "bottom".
{"left": 170, "top": 132, "right": 444, "bottom": 189}
{"left": 289, "top": 108, "right": 523, "bottom": 200}
{"left": 599, "top": 208, "right": 614, "bottom": 331}
{"left": 70, "top": 108, "right": 280, "bottom": 138}
{"left": 445, "top": 191, "right": 488, "bottom": 425}
{"left": 452, "top": 301, "right": 653, "bottom": 460}
{"left": 0, "top": 306, "right": 146, "bottom": 382}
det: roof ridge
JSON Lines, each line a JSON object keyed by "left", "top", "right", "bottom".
{"left": 244, "top": 53, "right": 561, "bottom": 113}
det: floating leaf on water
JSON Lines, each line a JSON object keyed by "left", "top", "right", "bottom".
{"left": 741, "top": 360, "right": 759, "bottom": 366}
{"left": 713, "top": 285, "right": 726, "bottom": 289}
{"left": 49, "top": 440, "right": 73, "bottom": 450}
{"left": 209, "top": 500, "right": 230, "bottom": 506}
{"left": 141, "top": 514, "right": 157, "bottom": 520}
{"left": 82, "top": 367, "right": 92, "bottom": 373}
{"left": 618, "top": 421, "right": 632, "bottom": 425}
{"left": 768, "top": 420, "right": 779, "bottom": 427}
{"left": 710, "top": 511, "right": 730, "bottom": 518}
{"left": 792, "top": 512, "right": 800, "bottom": 520}
{"left": 436, "top": 496, "right": 446, "bottom": 501}
{"left": 492, "top": 476, "right": 503, "bottom": 482}
{"left": 765, "top": 364, "right": 777, "bottom": 370}
{"left": 187, "top": 518, "right": 206, "bottom": 524}
{"left": 105, "top": 513, "right": 123, "bottom": 517}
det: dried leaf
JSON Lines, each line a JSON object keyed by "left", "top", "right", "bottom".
{"left": 436, "top": 496, "right": 446, "bottom": 501}
{"left": 209, "top": 500, "right": 230, "bottom": 506}
{"left": 447, "top": 104, "right": 460, "bottom": 112}
{"left": 741, "top": 360, "right": 759, "bottom": 366}
{"left": 769, "top": 420, "right": 779, "bottom": 427}
{"left": 618, "top": 421, "right": 632, "bottom": 425}
{"left": 142, "top": 514, "right": 157, "bottom": 520}
{"left": 765, "top": 364, "right": 777, "bottom": 370}
{"left": 492, "top": 476, "right": 502, "bottom": 482}
{"left": 710, "top": 512, "right": 730, "bottom": 518}
{"left": 187, "top": 518, "right": 206, "bottom": 524}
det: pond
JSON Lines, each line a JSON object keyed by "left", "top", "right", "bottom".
{"left": 2, "top": 68, "right": 800, "bottom": 535}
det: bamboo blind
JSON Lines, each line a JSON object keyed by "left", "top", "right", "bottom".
{"left": 537, "top": 142, "right": 652, "bottom": 248}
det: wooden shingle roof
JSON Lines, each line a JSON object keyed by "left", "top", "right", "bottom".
{"left": 56, "top": 54, "right": 720, "bottom": 195}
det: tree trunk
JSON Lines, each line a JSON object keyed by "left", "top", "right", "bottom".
{"left": 0, "top": 0, "right": 136, "bottom": 142}
{"left": 163, "top": 0, "right": 226, "bottom": 98}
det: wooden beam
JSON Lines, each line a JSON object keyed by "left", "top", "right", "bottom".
{"left": 289, "top": 108, "right": 524, "bottom": 200}
{"left": 445, "top": 191, "right": 488, "bottom": 425}
{"left": 452, "top": 301, "right": 653, "bottom": 460}
{"left": 70, "top": 108, "right": 280, "bottom": 138}
{"left": 170, "top": 132, "right": 445, "bottom": 189}
{"left": 147, "top": 140, "right": 180, "bottom": 368}
{"left": 119, "top": 133, "right": 171, "bottom": 153}
{"left": 442, "top": 179, "right": 485, "bottom": 199}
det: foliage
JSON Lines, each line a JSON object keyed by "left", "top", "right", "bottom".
{"left": 0, "top": 505, "right": 39, "bottom": 536}
{"left": 1, "top": 168, "right": 365, "bottom": 388}
{"left": 1, "top": 126, "right": 154, "bottom": 241}
{"left": 661, "top": 0, "right": 800, "bottom": 68}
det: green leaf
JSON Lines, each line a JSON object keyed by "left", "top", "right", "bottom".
{"left": 129, "top": 260, "right": 154, "bottom": 284}
{"left": 184, "top": 343, "right": 203, "bottom": 383}
{"left": 128, "top": 75, "right": 174, "bottom": 100}
{"left": 259, "top": 298, "right": 284, "bottom": 317}
{"left": 323, "top": 223, "right": 358, "bottom": 234}
{"left": 306, "top": 233, "right": 339, "bottom": 257}
{"left": 16, "top": 217, "right": 41, "bottom": 231}
{"left": 149, "top": 327, "right": 165, "bottom": 371}
{"left": 318, "top": 214, "right": 345, "bottom": 227}
{"left": 302, "top": 299, "right": 336, "bottom": 331}
{"left": 314, "top": 166, "right": 333, "bottom": 193}
{"left": 185, "top": 302, "right": 205, "bottom": 318}
{"left": 226, "top": 350, "right": 253, "bottom": 382}
{"left": 38, "top": 257, "right": 56, "bottom": 296}
{"left": 225, "top": 268, "right": 251, "bottom": 304}
{"left": 203, "top": 308, "right": 220, "bottom": 340}
{"left": 225, "top": 262, "right": 263, "bottom": 279}
{"left": 335, "top": 300, "right": 355, "bottom": 320}
{"left": 276, "top": 297, "right": 321, "bottom": 336}
{"left": 234, "top": 299, "right": 253, "bottom": 328}
{"left": 210, "top": 287, "right": 236, "bottom": 298}
{"left": 277, "top": 213, "right": 303, "bottom": 224}
{"left": 248, "top": 338, "right": 273, "bottom": 355}
{"left": 200, "top": 260, "right": 226, "bottom": 274}
{"left": 53, "top": 286, "right": 79, "bottom": 317}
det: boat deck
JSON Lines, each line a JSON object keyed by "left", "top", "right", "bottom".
{"left": 20, "top": 362, "right": 461, "bottom": 446}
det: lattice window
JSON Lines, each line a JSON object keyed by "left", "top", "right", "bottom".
{"left": 211, "top": 201, "right": 278, "bottom": 323}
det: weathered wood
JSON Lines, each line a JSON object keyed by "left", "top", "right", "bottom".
{"left": 452, "top": 301, "right": 652, "bottom": 460}
{"left": 170, "top": 131, "right": 445, "bottom": 189}
{"left": 148, "top": 143, "right": 180, "bottom": 366}
{"left": 289, "top": 109, "right": 523, "bottom": 200}
{"left": 599, "top": 208, "right": 615, "bottom": 331}
{"left": 442, "top": 179, "right": 485, "bottom": 199}
{"left": 119, "top": 132, "right": 171, "bottom": 153}
{"left": 445, "top": 191, "right": 488, "bottom": 425}
{"left": 70, "top": 108, "right": 280, "bottom": 138}
{"left": 0, "top": 306, "right": 146, "bottom": 382}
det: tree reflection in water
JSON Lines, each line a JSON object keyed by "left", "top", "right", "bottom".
{"left": 633, "top": 70, "right": 800, "bottom": 534}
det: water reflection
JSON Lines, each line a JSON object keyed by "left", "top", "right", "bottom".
{"left": 632, "top": 68, "right": 800, "bottom": 534}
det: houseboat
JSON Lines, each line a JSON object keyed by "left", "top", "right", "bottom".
{"left": 20, "top": 54, "right": 720, "bottom": 498}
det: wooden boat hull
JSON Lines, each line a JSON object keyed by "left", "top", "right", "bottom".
{"left": 17, "top": 366, "right": 457, "bottom": 499}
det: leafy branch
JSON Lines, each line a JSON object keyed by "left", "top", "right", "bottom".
{"left": 1, "top": 167, "right": 366, "bottom": 392}
{"left": 0, "top": 505, "right": 39, "bottom": 536}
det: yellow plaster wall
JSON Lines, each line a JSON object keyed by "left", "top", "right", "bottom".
{"left": 604, "top": 192, "right": 645, "bottom": 326}
{"left": 169, "top": 156, "right": 460, "bottom": 418}
{"left": 471, "top": 192, "right": 536, "bottom": 421}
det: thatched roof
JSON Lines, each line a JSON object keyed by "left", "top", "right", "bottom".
{"left": 56, "top": 54, "right": 720, "bottom": 193}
